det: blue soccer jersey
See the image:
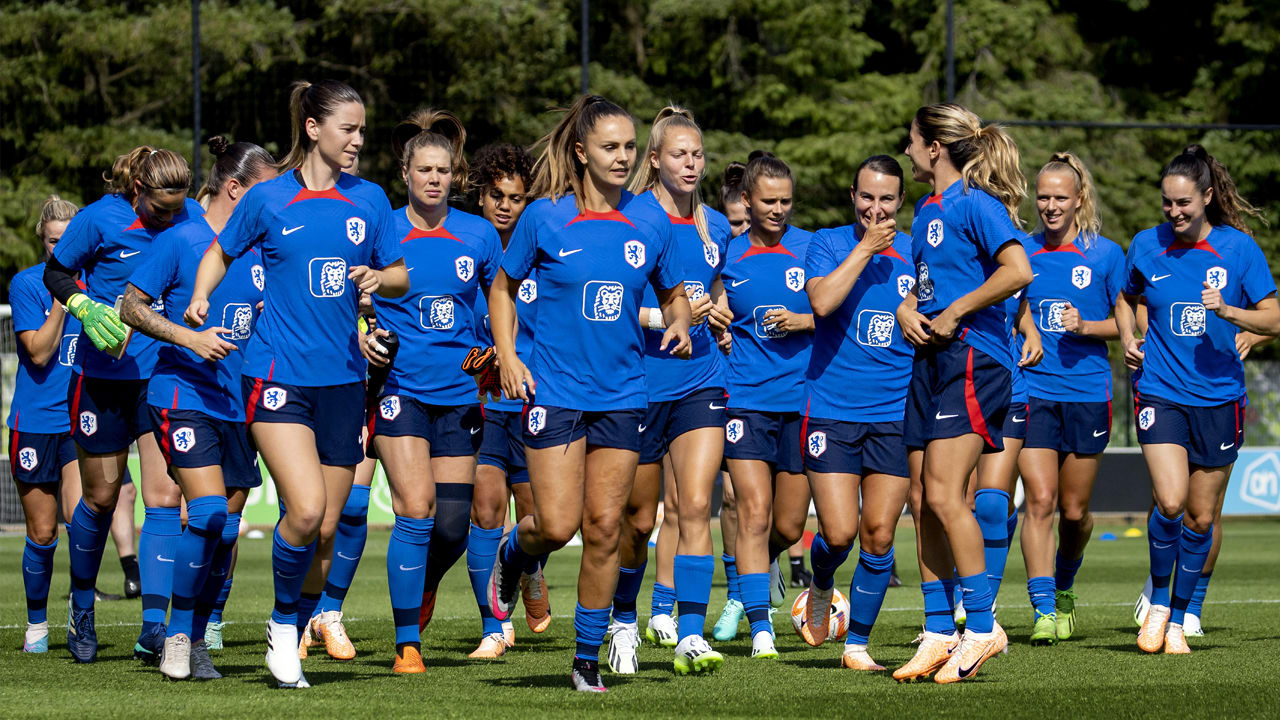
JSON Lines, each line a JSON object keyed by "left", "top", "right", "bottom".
{"left": 910, "top": 181, "right": 1023, "bottom": 369}
{"left": 629, "top": 192, "right": 730, "bottom": 401}
{"left": 1023, "top": 233, "right": 1126, "bottom": 402}
{"left": 476, "top": 269, "right": 539, "bottom": 413}
{"left": 1005, "top": 291, "right": 1028, "bottom": 404}
{"left": 374, "top": 207, "right": 502, "bottom": 406}
{"left": 804, "top": 225, "right": 914, "bottom": 422}
{"left": 52, "top": 194, "right": 203, "bottom": 380}
{"left": 129, "top": 216, "right": 263, "bottom": 421}
{"left": 1124, "top": 224, "right": 1276, "bottom": 406}
{"left": 721, "top": 226, "right": 814, "bottom": 412}
{"left": 6, "top": 264, "right": 82, "bottom": 433}
{"left": 500, "top": 193, "right": 682, "bottom": 411}
{"left": 218, "top": 171, "right": 402, "bottom": 386}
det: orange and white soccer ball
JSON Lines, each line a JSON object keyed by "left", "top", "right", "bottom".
{"left": 790, "top": 588, "right": 850, "bottom": 642}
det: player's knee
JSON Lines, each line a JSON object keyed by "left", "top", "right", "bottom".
{"left": 28, "top": 524, "right": 57, "bottom": 547}
{"left": 679, "top": 493, "right": 712, "bottom": 522}
{"left": 1059, "top": 503, "right": 1090, "bottom": 525}
{"left": 284, "top": 504, "right": 325, "bottom": 537}
{"left": 1184, "top": 510, "right": 1213, "bottom": 535}
{"left": 623, "top": 509, "right": 656, "bottom": 539}
{"left": 860, "top": 522, "right": 895, "bottom": 555}
{"left": 1025, "top": 487, "right": 1056, "bottom": 519}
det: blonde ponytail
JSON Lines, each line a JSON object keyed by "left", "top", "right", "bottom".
{"left": 104, "top": 146, "right": 190, "bottom": 200}
{"left": 629, "top": 104, "right": 713, "bottom": 248}
{"left": 1038, "top": 151, "right": 1101, "bottom": 247}
{"left": 914, "top": 103, "right": 1026, "bottom": 228}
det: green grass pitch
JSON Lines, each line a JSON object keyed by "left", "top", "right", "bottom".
{"left": 2, "top": 518, "right": 1278, "bottom": 718}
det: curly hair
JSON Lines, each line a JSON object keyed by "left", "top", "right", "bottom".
{"left": 470, "top": 143, "right": 535, "bottom": 196}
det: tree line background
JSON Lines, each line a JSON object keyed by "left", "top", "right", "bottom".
{"left": 3, "top": 0, "right": 1278, "bottom": 298}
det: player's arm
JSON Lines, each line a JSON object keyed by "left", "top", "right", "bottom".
{"left": 807, "top": 219, "right": 895, "bottom": 317}
{"left": 187, "top": 240, "right": 234, "bottom": 328}
{"left": 1115, "top": 291, "right": 1143, "bottom": 370}
{"left": 896, "top": 289, "right": 931, "bottom": 346}
{"left": 1203, "top": 290, "right": 1280, "bottom": 336}
{"left": 1016, "top": 297, "right": 1043, "bottom": 367}
{"left": 15, "top": 296, "right": 68, "bottom": 368}
{"left": 654, "top": 282, "right": 693, "bottom": 359}
{"left": 42, "top": 255, "right": 128, "bottom": 352}
{"left": 349, "top": 258, "right": 409, "bottom": 299}
{"left": 929, "top": 240, "right": 1032, "bottom": 341}
{"left": 120, "top": 284, "right": 235, "bottom": 361}
{"left": 490, "top": 268, "right": 535, "bottom": 400}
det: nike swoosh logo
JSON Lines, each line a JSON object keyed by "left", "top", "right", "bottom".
{"left": 336, "top": 552, "right": 362, "bottom": 561}
{"left": 1220, "top": 442, "right": 1235, "bottom": 451}
{"left": 958, "top": 658, "right": 981, "bottom": 678}
{"left": 1180, "top": 565, "right": 1197, "bottom": 573}
{"left": 399, "top": 564, "right": 426, "bottom": 572}
{"left": 731, "top": 279, "right": 750, "bottom": 287}
{"left": 1011, "top": 416, "right": 1025, "bottom": 423}
{"left": 282, "top": 225, "right": 305, "bottom": 235}
{"left": 470, "top": 427, "right": 481, "bottom": 435}
{"left": 638, "top": 424, "right": 648, "bottom": 432}
{"left": 276, "top": 571, "right": 300, "bottom": 578}
{"left": 709, "top": 403, "right": 726, "bottom": 410}
{"left": 156, "top": 555, "right": 174, "bottom": 563}
{"left": 935, "top": 412, "right": 958, "bottom": 420}
{"left": 120, "top": 250, "right": 141, "bottom": 259}
{"left": 189, "top": 562, "right": 209, "bottom": 569}
{"left": 1152, "top": 542, "right": 1173, "bottom": 549}
{"left": 24, "top": 566, "right": 46, "bottom": 575}
{"left": 74, "top": 545, "right": 97, "bottom": 552}
{"left": 1150, "top": 273, "right": 1171, "bottom": 282}
{"left": 1093, "top": 430, "right": 1107, "bottom": 437}
{"left": 558, "top": 248, "right": 583, "bottom": 257}
{"left": 854, "top": 586, "right": 878, "bottom": 595}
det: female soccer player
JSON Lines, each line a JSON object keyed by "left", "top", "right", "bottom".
{"left": 719, "top": 152, "right": 814, "bottom": 661}
{"left": 486, "top": 94, "right": 691, "bottom": 692}
{"left": 468, "top": 142, "right": 548, "bottom": 646}
{"left": 186, "top": 79, "right": 408, "bottom": 688}
{"left": 10, "top": 195, "right": 82, "bottom": 653}
{"left": 364, "top": 108, "right": 501, "bottom": 671}
{"left": 893, "top": 103, "right": 1032, "bottom": 683}
{"left": 120, "top": 136, "right": 276, "bottom": 679}
{"left": 1118, "top": 145, "right": 1278, "bottom": 655}
{"left": 607, "top": 106, "right": 732, "bottom": 676}
{"left": 43, "top": 146, "right": 202, "bottom": 664}
{"left": 800, "top": 155, "right": 913, "bottom": 671}
{"left": 1016, "top": 152, "right": 1125, "bottom": 644}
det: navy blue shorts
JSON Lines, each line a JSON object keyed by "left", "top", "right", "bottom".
{"left": 68, "top": 374, "right": 152, "bottom": 454}
{"left": 1135, "top": 393, "right": 1244, "bottom": 467}
{"left": 1003, "top": 402, "right": 1029, "bottom": 441}
{"left": 242, "top": 377, "right": 365, "bottom": 466}
{"left": 724, "top": 409, "right": 804, "bottom": 474}
{"left": 904, "top": 342, "right": 1010, "bottom": 452}
{"left": 477, "top": 408, "right": 528, "bottom": 483}
{"left": 1025, "top": 397, "right": 1111, "bottom": 455}
{"left": 368, "top": 394, "right": 483, "bottom": 458}
{"left": 149, "top": 407, "right": 262, "bottom": 488}
{"left": 639, "top": 387, "right": 728, "bottom": 464}
{"left": 8, "top": 429, "right": 77, "bottom": 485}
{"left": 801, "top": 417, "right": 908, "bottom": 478}
{"left": 522, "top": 405, "right": 645, "bottom": 452}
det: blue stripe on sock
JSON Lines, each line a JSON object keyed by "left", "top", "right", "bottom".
{"left": 612, "top": 562, "right": 647, "bottom": 625}
{"left": 846, "top": 548, "right": 894, "bottom": 645}
{"left": 722, "top": 554, "right": 740, "bottom": 602}
{"left": 1148, "top": 509, "right": 1183, "bottom": 606}
{"left": 1027, "top": 575, "right": 1056, "bottom": 617}
{"left": 23, "top": 537, "right": 57, "bottom": 624}
{"left": 957, "top": 572, "right": 994, "bottom": 634}
{"left": 574, "top": 604, "right": 610, "bottom": 660}
{"left": 741, "top": 572, "right": 772, "bottom": 636}
{"left": 466, "top": 523, "right": 504, "bottom": 636}
{"left": 922, "top": 580, "right": 956, "bottom": 635}
{"left": 1170, "top": 524, "right": 1211, "bottom": 625}
{"left": 1187, "top": 571, "right": 1212, "bottom": 618}
{"left": 651, "top": 581, "right": 676, "bottom": 617}
{"left": 675, "top": 554, "right": 714, "bottom": 640}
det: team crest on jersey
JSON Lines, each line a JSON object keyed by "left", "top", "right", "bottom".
{"left": 684, "top": 281, "right": 706, "bottom": 302}
{"left": 171, "top": 427, "right": 196, "bottom": 453}
{"left": 1138, "top": 407, "right": 1155, "bottom": 431}
{"left": 379, "top": 395, "right": 401, "bottom": 421}
{"left": 857, "top": 310, "right": 896, "bottom": 347}
{"left": 17, "top": 447, "right": 38, "bottom": 471}
{"left": 222, "top": 303, "right": 254, "bottom": 341}
{"left": 345, "top": 217, "right": 366, "bottom": 245}
{"left": 1071, "top": 265, "right": 1092, "bottom": 289}
{"left": 518, "top": 279, "right": 538, "bottom": 304}
{"left": 420, "top": 296, "right": 456, "bottom": 330}
{"left": 916, "top": 262, "right": 935, "bottom": 301}
{"left": 79, "top": 411, "right": 98, "bottom": 437}
{"left": 262, "top": 387, "right": 288, "bottom": 411}
{"left": 583, "top": 281, "right": 624, "bottom": 321}
{"left": 624, "top": 240, "right": 646, "bottom": 269}
{"left": 897, "top": 274, "right": 916, "bottom": 299}
{"left": 1206, "top": 266, "right": 1228, "bottom": 290}
{"left": 725, "top": 419, "right": 745, "bottom": 444}
{"left": 251, "top": 264, "right": 265, "bottom": 292}
{"left": 703, "top": 243, "right": 720, "bottom": 268}
{"left": 60, "top": 334, "right": 77, "bottom": 367}
{"left": 753, "top": 305, "right": 788, "bottom": 339}
{"left": 1172, "top": 302, "right": 1207, "bottom": 337}
{"left": 807, "top": 431, "right": 827, "bottom": 458}
{"left": 1039, "top": 299, "right": 1068, "bottom": 333}
{"left": 927, "top": 218, "right": 944, "bottom": 247}
{"left": 784, "top": 267, "right": 805, "bottom": 292}
{"left": 455, "top": 256, "right": 475, "bottom": 283}
{"left": 526, "top": 406, "right": 547, "bottom": 435}
{"left": 309, "top": 257, "right": 347, "bottom": 298}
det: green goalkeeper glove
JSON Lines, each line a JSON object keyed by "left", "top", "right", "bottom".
{"left": 66, "top": 293, "right": 129, "bottom": 351}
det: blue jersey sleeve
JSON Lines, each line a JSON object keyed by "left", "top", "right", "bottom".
{"left": 805, "top": 229, "right": 840, "bottom": 278}
{"left": 9, "top": 271, "right": 48, "bottom": 333}
{"left": 128, "top": 235, "right": 179, "bottom": 301}
{"left": 1103, "top": 241, "right": 1125, "bottom": 306}
{"left": 1122, "top": 238, "right": 1145, "bottom": 297}
{"left": 501, "top": 204, "right": 539, "bottom": 281}
{"left": 51, "top": 208, "right": 98, "bottom": 272}
{"left": 649, "top": 219, "right": 682, "bottom": 291}
{"left": 479, "top": 224, "right": 503, "bottom": 290}
{"left": 1239, "top": 239, "right": 1277, "bottom": 307}
{"left": 968, "top": 191, "right": 1021, "bottom": 260}
{"left": 219, "top": 184, "right": 265, "bottom": 259}
{"left": 369, "top": 189, "right": 403, "bottom": 269}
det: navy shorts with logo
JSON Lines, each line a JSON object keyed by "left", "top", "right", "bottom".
{"left": 1003, "top": 402, "right": 1029, "bottom": 441}
{"left": 1135, "top": 393, "right": 1244, "bottom": 467}
{"left": 68, "top": 374, "right": 152, "bottom": 454}
{"left": 243, "top": 377, "right": 365, "bottom": 466}
{"left": 1026, "top": 397, "right": 1112, "bottom": 455}
{"left": 904, "top": 341, "right": 1011, "bottom": 452}
{"left": 478, "top": 408, "right": 528, "bottom": 482}
{"left": 9, "top": 430, "right": 77, "bottom": 485}
{"left": 801, "top": 417, "right": 908, "bottom": 478}
{"left": 724, "top": 409, "right": 804, "bottom": 474}
{"left": 368, "top": 394, "right": 484, "bottom": 458}
{"left": 522, "top": 405, "right": 645, "bottom": 452}
{"left": 639, "top": 387, "right": 728, "bottom": 464}
{"left": 149, "top": 407, "right": 262, "bottom": 488}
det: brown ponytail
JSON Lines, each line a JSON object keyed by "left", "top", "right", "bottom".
{"left": 1161, "top": 144, "right": 1268, "bottom": 235}
{"left": 529, "top": 95, "right": 632, "bottom": 210}
{"left": 104, "top": 146, "right": 191, "bottom": 201}
{"left": 394, "top": 108, "right": 469, "bottom": 195}
{"left": 279, "top": 79, "right": 363, "bottom": 171}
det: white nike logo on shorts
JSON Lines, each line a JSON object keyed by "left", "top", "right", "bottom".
{"left": 157, "top": 555, "right": 174, "bottom": 563}
{"left": 1011, "top": 416, "right": 1025, "bottom": 423}
{"left": 709, "top": 403, "right": 725, "bottom": 410}
{"left": 935, "top": 412, "right": 958, "bottom": 420}
{"left": 336, "top": 552, "right": 361, "bottom": 561}
{"left": 470, "top": 427, "right": 481, "bottom": 435}
{"left": 1220, "top": 442, "right": 1235, "bottom": 450}
{"left": 1093, "top": 430, "right": 1107, "bottom": 437}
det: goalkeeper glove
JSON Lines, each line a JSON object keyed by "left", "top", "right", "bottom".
{"left": 66, "top": 293, "right": 129, "bottom": 351}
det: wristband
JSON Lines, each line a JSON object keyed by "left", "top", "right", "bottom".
{"left": 647, "top": 307, "right": 664, "bottom": 330}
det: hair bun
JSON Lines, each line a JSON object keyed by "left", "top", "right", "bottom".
{"left": 747, "top": 150, "right": 775, "bottom": 163}
{"left": 207, "top": 135, "right": 230, "bottom": 157}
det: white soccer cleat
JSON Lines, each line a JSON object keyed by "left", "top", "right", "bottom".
{"left": 1183, "top": 613, "right": 1204, "bottom": 637}
{"left": 645, "top": 613, "right": 678, "bottom": 647}
{"left": 750, "top": 629, "right": 778, "bottom": 659}
{"left": 1134, "top": 576, "right": 1153, "bottom": 627}
{"left": 266, "top": 619, "right": 302, "bottom": 686}
{"left": 673, "top": 634, "right": 724, "bottom": 675}
{"left": 501, "top": 620, "right": 516, "bottom": 648}
{"left": 607, "top": 622, "right": 640, "bottom": 674}
{"left": 159, "top": 634, "right": 192, "bottom": 680}
{"left": 769, "top": 559, "right": 786, "bottom": 608}
{"left": 279, "top": 671, "right": 310, "bottom": 689}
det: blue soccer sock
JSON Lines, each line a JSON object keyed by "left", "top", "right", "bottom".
{"left": 317, "top": 483, "right": 369, "bottom": 614}
{"left": 466, "top": 523, "right": 503, "bottom": 637}
{"left": 1148, "top": 508, "right": 1183, "bottom": 607}
{"left": 1187, "top": 571, "right": 1212, "bottom": 619}
{"left": 650, "top": 581, "right": 676, "bottom": 617}
{"left": 740, "top": 572, "right": 771, "bottom": 637}
{"left": 193, "top": 523, "right": 236, "bottom": 642}
{"left": 1027, "top": 575, "right": 1056, "bottom": 617}
{"left": 422, "top": 483, "right": 473, "bottom": 591}
{"left": 1006, "top": 506, "right": 1019, "bottom": 544}
{"left": 809, "top": 533, "right": 851, "bottom": 592}
{"left": 846, "top": 548, "right": 894, "bottom": 645}
{"left": 1054, "top": 551, "right": 1084, "bottom": 592}
{"left": 957, "top": 572, "right": 994, "bottom": 634}
{"left": 139, "top": 506, "right": 182, "bottom": 636}
{"left": 168, "top": 496, "right": 228, "bottom": 638}
{"left": 500, "top": 527, "right": 534, "bottom": 575}
{"left": 208, "top": 512, "right": 240, "bottom": 624}
{"left": 612, "top": 561, "right": 647, "bottom": 626}
{"left": 722, "top": 554, "right": 740, "bottom": 603}
{"left": 23, "top": 537, "right": 57, "bottom": 624}
{"left": 675, "top": 554, "right": 713, "bottom": 640}
{"left": 922, "top": 579, "right": 957, "bottom": 635}
{"left": 388, "top": 515, "right": 434, "bottom": 645}
{"left": 974, "top": 488, "right": 1012, "bottom": 601}
{"left": 270, "top": 525, "right": 317, "bottom": 626}
{"left": 1170, "top": 524, "right": 1211, "bottom": 626}
{"left": 296, "top": 592, "right": 321, "bottom": 635}
{"left": 574, "top": 604, "right": 611, "bottom": 661}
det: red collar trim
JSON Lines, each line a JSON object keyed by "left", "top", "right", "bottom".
{"left": 566, "top": 209, "right": 634, "bottom": 227}
{"left": 285, "top": 187, "right": 355, "bottom": 207}
{"left": 738, "top": 242, "right": 795, "bottom": 260}
{"left": 1032, "top": 241, "right": 1085, "bottom": 257}
{"left": 402, "top": 225, "right": 462, "bottom": 243}
{"left": 1161, "top": 237, "right": 1221, "bottom": 258}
